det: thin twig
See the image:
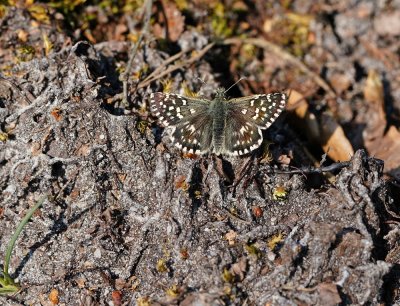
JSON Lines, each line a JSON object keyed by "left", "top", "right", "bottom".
{"left": 142, "top": 49, "right": 187, "bottom": 83}
{"left": 264, "top": 161, "right": 350, "bottom": 175}
{"left": 110, "top": 49, "right": 190, "bottom": 103}
{"left": 111, "top": 43, "right": 214, "bottom": 103}
{"left": 0, "top": 76, "right": 34, "bottom": 105}
{"left": 223, "top": 37, "right": 336, "bottom": 98}
{"left": 121, "top": 0, "right": 153, "bottom": 106}
{"left": 137, "top": 42, "right": 215, "bottom": 89}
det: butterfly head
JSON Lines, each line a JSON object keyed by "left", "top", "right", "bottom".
{"left": 215, "top": 87, "right": 227, "bottom": 100}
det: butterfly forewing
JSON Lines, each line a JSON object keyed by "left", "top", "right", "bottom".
{"left": 150, "top": 92, "right": 212, "bottom": 154}
{"left": 228, "top": 93, "right": 287, "bottom": 129}
{"left": 150, "top": 92, "right": 209, "bottom": 126}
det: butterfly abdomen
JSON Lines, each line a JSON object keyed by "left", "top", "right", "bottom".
{"left": 210, "top": 98, "right": 227, "bottom": 154}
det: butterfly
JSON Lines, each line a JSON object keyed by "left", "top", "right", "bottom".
{"left": 149, "top": 88, "right": 286, "bottom": 156}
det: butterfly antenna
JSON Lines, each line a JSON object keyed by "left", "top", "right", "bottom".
{"left": 224, "top": 77, "right": 247, "bottom": 94}
{"left": 195, "top": 77, "right": 209, "bottom": 95}
{"left": 197, "top": 77, "right": 207, "bottom": 86}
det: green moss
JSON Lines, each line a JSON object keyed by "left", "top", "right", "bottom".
{"left": 211, "top": 3, "right": 233, "bottom": 38}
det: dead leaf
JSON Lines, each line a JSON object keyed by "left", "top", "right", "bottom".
{"left": 360, "top": 70, "right": 400, "bottom": 179}
{"left": 364, "top": 70, "right": 384, "bottom": 104}
{"left": 329, "top": 72, "right": 352, "bottom": 95}
{"left": 27, "top": 3, "right": 50, "bottom": 24}
{"left": 180, "top": 248, "right": 189, "bottom": 260}
{"left": 225, "top": 230, "right": 237, "bottom": 246}
{"left": 287, "top": 89, "right": 320, "bottom": 141}
{"left": 317, "top": 283, "right": 342, "bottom": 306}
{"left": 17, "top": 29, "right": 29, "bottom": 42}
{"left": 43, "top": 33, "right": 53, "bottom": 56}
{"left": 370, "top": 126, "right": 400, "bottom": 179}
{"left": 50, "top": 107, "right": 62, "bottom": 121}
{"left": 363, "top": 70, "right": 386, "bottom": 151}
{"left": 75, "top": 278, "right": 86, "bottom": 288}
{"left": 75, "top": 144, "right": 90, "bottom": 157}
{"left": 114, "top": 23, "right": 128, "bottom": 41}
{"left": 112, "top": 290, "right": 122, "bottom": 306}
{"left": 115, "top": 278, "right": 128, "bottom": 290}
{"left": 231, "top": 257, "right": 247, "bottom": 281}
{"left": 174, "top": 175, "right": 189, "bottom": 191}
{"left": 31, "top": 142, "right": 41, "bottom": 156}
{"left": 160, "top": 0, "right": 185, "bottom": 42}
{"left": 374, "top": 11, "right": 400, "bottom": 36}
{"left": 320, "top": 113, "right": 354, "bottom": 161}
{"left": 252, "top": 206, "right": 263, "bottom": 218}
{"left": 288, "top": 90, "right": 353, "bottom": 161}
{"left": 48, "top": 288, "right": 59, "bottom": 305}
{"left": 277, "top": 154, "right": 291, "bottom": 165}
{"left": 263, "top": 18, "right": 275, "bottom": 33}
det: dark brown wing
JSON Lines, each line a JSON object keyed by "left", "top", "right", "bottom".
{"left": 222, "top": 110, "right": 264, "bottom": 156}
{"left": 228, "top": 93, "right": 286, "bottom": 129}
{"left": 149, "top": 92, "right": 213, "bottom": 154}
{"left": 223, "top": 93, "right": 286, "bottom": 155}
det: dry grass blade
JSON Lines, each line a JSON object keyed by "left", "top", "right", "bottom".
{"left": 223, "top": 37, "right": 336, "bottom": 98}
{"left": 138, "top": 42, "right": 215, "bottom": 89}
{"left": 121, "top": 0, "right": 153, "bottom": 105}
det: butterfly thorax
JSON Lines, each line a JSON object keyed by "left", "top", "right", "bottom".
{"left": 210, "top": 91, "right": 228, "bottom": 154}
{"left": 214, "top": 87, "right": 227, "bottom": 100}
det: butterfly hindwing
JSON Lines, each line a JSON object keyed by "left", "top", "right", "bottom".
{"left": 222, "top": 93, "right": 286, "bottom": 156}
{"left": 150, "top": 92, "right": 212, "bottom": 154}
{"left": 171, "top": 114, "right": 213, "bottom": 154}
{"left": 223, "top": 109, "right": 264, "bottom": 156}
